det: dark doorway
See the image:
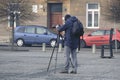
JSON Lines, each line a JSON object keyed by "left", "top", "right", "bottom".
{"left": 48, "top": 3, "right": 62, "bottom": 29}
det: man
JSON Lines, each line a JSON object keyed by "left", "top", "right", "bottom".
{"left": 56, "top": 14, "right": 80, "bottom": 74}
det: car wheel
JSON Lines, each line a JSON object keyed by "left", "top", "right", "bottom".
{"left": 112, "top": 40, "right": 120, "bottom": 49}
{"left": 16, "top": 39, "right": 24, "bottom": 47}
{"left": 50, "top": 39, "right": 56, "bottom": 47}
{"left": 80, "top": 40, "right": 86, "bottom": 48}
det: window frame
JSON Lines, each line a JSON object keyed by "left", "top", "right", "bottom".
{"left": 86, "top": 3, "right": 100, "bottom": 29}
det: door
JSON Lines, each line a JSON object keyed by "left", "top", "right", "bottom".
{"left": 24, "top": 27, "right": 36, "bottom": 44}
{"left": 48, "top": 3, "right": 62, "bottom": 28}
{"left": 35, "top": 27, "right": 48, "bottom": 44}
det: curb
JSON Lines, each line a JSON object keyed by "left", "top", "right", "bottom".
{"left": 0, "top": 46, "right": 29, "bottom": 51}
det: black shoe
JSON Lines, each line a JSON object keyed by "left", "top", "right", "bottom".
{"left": 70, "top": 71, "right": 77, "bottom": 74}
{"left": 60, "top": 70, "right": 68, "bottom": 74}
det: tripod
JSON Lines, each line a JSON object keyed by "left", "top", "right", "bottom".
{"left": 47, "top": 34, "right": 74, "bottom": 73}
{"left": 47, "top": 33, "right": 61, "bottom": 73}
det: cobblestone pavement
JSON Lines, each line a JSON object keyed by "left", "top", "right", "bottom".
{"left": 0, "top": 48, "right": 120, "bottom": 80}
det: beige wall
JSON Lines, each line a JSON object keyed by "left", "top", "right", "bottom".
{"left": 68, "top": 0, "right": 120, "bottom": 32}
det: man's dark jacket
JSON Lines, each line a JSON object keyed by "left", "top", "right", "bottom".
{"left": 57, "top": 16, "right": 79, "bottom": 49}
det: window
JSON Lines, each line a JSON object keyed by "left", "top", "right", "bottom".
{"left": 105, "top": 30, "right": 115, "bottom": 35}
{"left": 88, "top": 4, "right": 98, "bottom": 9}
{"left": 91, "top": 30, "right": 104, "bottom": 36}
{"left": 17, "top": 27, "right": 25, "bottom": 33}
{"left": 105, "top": 30, "right": 110, "bottom": 35}
{"left": 32, "top": 5, "right": 38, "bottom": 13}
{"left": 47, "top": 30, "right": 52, "bottom": 34}
{"left": 86, "top": 3, "right": 100, "bottom": 28}
{"left": 36, "top": 27, "right": 46, "bottom": 34}
{"left": 25, "top": 27, "right": 35, "bottom": 33}
{"left": 50, "top": 3, "right": 62, "bottom": 12}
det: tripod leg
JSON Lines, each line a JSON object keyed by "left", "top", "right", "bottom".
{"left": 47, "top": 34, "right": 60, "bottom": 72}
{"left": 54, "top": 44, "right": 59, "bottom": 73}
{"left": 54, "top": 34, "right": 60, "bottom": 73}
{"left": 47, "top": 45, "right": 56, "bottom": 72}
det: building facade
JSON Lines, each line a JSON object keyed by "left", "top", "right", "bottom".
{"left": 29, "top": 0, "right": 120, "bottom": 31}
{"left": 0, "top": 0, "right": 120, "bottom": 41}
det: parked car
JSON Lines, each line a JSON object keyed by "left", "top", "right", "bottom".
{"left": 14, "top": 25, "right": 63, "bottom": 47}
{"left": 80, "top": 28, "right": 120, "bottom": 48}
